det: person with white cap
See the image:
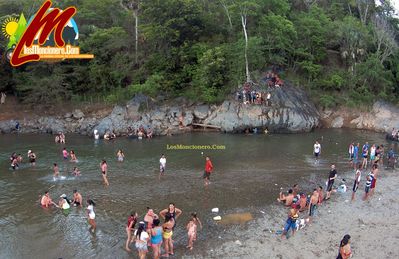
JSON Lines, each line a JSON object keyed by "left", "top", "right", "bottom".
{"left": 58, "top": 194, "right": 70, "bottom": 210}
{"left": 28, "top": 150, "right": 36, "bottom": 166}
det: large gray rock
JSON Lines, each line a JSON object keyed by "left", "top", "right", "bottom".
{"left": 72, "top": 109, "right": 85, "bottom": 119}
{"left": 205, "top": 85, "right": 319, "bottom": 132}
{"left": 331, "top": 116, "right": 344, "bottom": 128}
{"left": 193, "top": 105, "right": 210, "bottom": 120}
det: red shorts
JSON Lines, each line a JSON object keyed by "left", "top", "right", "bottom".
{"left": 371, "top": 178, "right": 376, "bottom": 189}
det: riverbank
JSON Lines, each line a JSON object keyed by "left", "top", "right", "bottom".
{"left": 0, "top": 85, "right": 319, "bottom": 136}
{"left": 207, "top": 166, "right": 399, "bottom": 259}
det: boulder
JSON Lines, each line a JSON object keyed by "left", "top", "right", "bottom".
{"left": 193, "top": 105, "right": 210, "bottom": 120}
{"left": 331, "top": 116, "right": 344, "bottom": 128}
{"left": 72, "top": 109, "right": 85, "bottom": 119}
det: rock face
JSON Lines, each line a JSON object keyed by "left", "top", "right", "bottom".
{"left": 321, "top": 101, "right": 399, "bottom": 132}
{"left": 204, "top": 85, "right": 319, "bottom": 132}
{"left": 0, "top": 84, "right": 320, "bottom": 136}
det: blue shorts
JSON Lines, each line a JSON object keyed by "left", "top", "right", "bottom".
{"left": 284, "top": 218, "right": 297, "bottom": 232}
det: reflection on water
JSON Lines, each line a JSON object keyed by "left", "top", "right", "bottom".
{"left": 0, "top": 129, "right": 393, "bottom": 258}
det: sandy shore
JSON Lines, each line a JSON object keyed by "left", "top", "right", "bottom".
{"left": 203, "top": 167, "right": 399, "bottom": 259}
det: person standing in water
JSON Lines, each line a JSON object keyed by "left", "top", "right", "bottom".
{"left": 133, "top": 222, "right": 149, "bottom": 259}
{"left": 162, "top": 214, "right": 175, "bottom": 257}
{"left": 125, "top": 211, "right": 138, "bottom": 252}
{"left": 117, "top": 149, "right": 125, "bottom": 162}
{"left": 337, "top": 234, "right": 352, "bottom": 259}
{"left": 351, "top": 164, "right": 362, "bottom": 201}
{"left": 87, "top": 199, "right": 96, "bottom": 232}
{"left": 53, "top": 163, "right": 60, "bottom": 178}
{"left": 0, "top": 92, "right": 6, "bottom": 104}
{"left": 160, "top": 203, "right": 182, "bottom": 228}
{"left": 159, "top": 154, "right": 166, "bottom": 179}
{"left": 62, "top": 148, "right": 69, "bottom": 160}
{"left": 28, "top": 150, "right": 36, "bottom": 166}
{"left": 150, "top": 218, "right": 163, "bottom": 259}
{"left": 186, "top": 212, "right": 202, "bottom": 250}
{"left": 326, "top": 164, "right": 337, "bottom": 200}
{"left": 100, "top": 160, "right": 109, "bottom": 186}
{"left": 313, "top": 140, "right": 321, "bottom": 159}
{"left": 353, "top": 143, "right": 360, "bottom": 169}
{"left": 204, "top": 156, "right": 213, "bottom": 186}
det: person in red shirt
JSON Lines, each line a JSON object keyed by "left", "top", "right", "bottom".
{"left": 204, "top": 156, "right": 213, "bottom": 186}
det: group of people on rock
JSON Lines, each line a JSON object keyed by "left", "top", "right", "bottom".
{"left": 390, "top": 128, "right": 399, "bottom": 141}
{"left": 125, "top": 204, "right": 202, "bottom": 259}
{"left": 9, "top": 150, "right": 37, "bottom": 170}
{"left": 236, "top": 82, "right": 272, "bottom": 106}
{"left": 260, "top": 71, "right": 284, "bottom": 88}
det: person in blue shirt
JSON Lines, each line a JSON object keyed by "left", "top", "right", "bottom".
{"left": 388, "top": 148, "right": 396, "bottom": 169}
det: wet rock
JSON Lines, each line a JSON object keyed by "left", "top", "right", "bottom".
{"left": 72, "top": 109, "right": 84, "bottom": 119}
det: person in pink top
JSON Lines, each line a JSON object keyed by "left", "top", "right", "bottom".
{"left": 100, "top": 159, "right": 109, "bottom": 186}
{"left": 62, "top": 148, "right": 69, "bottom": 160}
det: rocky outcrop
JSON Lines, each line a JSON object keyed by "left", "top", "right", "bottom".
{"left": 321, "top": 101, "right": 399, "bottom": 132}
{"left": 0, "top": 84, "right": 320, "bottom": 136}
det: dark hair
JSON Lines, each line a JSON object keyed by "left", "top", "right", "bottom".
{"left": 136, "top": 222, "right": 145, "bottom": 239}
{"left": 73, "top": 189, "right": 77, "bottom": 193}
{"left": 87, "top": 199, "right": 96, "bottom": 206}
{"left": 295, "top": 204, "right": 301, "bottom": 210}
{"left": 165, "top": 214, "right": 172, "bottom": 222}
{"left": 54, "top": 163, "right": 57, "bottom": 166}
{"left": 293, "top": 184, "right": 298, "bottom": 188}
{"left": 340, "top": 234, "right": 351, "bottom": 247}
{"left": 372, "top": 164, "right": 378, "bottom": 169}
{"left": 169, "top": 202, "right": 175, "bottom": 207}
{"left": 45, "top": 191, "right": 48, "bottom": 194}
{"left": 313, "top": 188, "right": 317, "bottom": 192}
{"left": 319, "top": 185, "right": 323, "bottom": 190}
{"left": 153, "top": 218, "right": 160, "bottom": 227}
{"left": 288, "top": 189, "right": 293, "bottom": 194}
{"left": 191, "top": 212, "right": 197, "bottom": 218}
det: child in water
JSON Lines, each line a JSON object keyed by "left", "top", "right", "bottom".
{"left": 186, "top": 212, "right": 202, "bottom": 250}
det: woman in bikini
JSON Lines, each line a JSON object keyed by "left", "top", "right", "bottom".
{"left": 70, "top": 150, "right": 78, "bottom": 162}
{"left": 162, "top": 214, "right": 175, "bottom": 257}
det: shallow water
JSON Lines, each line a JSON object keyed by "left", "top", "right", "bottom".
{"left": 0, "top": 129, "right": 394, "bottom": 258}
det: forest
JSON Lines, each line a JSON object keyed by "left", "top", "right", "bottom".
{"left": 0, "top": 0, "right": 398, "bottom": 108}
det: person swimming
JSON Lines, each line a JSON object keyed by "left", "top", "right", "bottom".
{"left": 70, "top": 150, "right": 78, "bottom": 162}
{"left": 72, "top": 190, "right": 83, "bottom": 207}
{"left": 72, "top": 167, "right": 81, "bottom": 176}
{"left": 117, "top": 150, "right": 125, "bottom": 162}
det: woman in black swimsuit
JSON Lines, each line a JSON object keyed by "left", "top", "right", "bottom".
{"left": 160, "top": 203, "right": 182, "bottom": 228}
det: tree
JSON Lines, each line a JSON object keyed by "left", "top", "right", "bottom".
{"left": 371, "top": 15, "right": 398, "bottom": 64}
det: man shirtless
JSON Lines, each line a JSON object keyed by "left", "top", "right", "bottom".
{"left": 298, "top": 194, "right": 307, "bottom": 212}
{"left": 277, "top": 189, "right": 294, "bottom": 206}
{"left": 308, "top": 189, "right": 319, "bottom": 223}
{"left": 72, "top": 189, "right": 83, "bottom": 207}
{"left": 40, "top": 191, "right": 53, "bottom": 208}
{"left": 53, "top": 163, "right": 59, "bottom": 178}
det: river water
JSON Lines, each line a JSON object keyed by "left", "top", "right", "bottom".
{"left": 0, "top": 129, "right": 394, "bottom": 258}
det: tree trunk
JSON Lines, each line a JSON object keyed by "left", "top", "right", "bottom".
{"left": 135, "top": 10, "right": 138, "bottom": 64}
{"left": 220, "top": 1, "right": 233, "bottom": 30}
{"left": 241, "top": 14, "right": 250, "bottom": 83}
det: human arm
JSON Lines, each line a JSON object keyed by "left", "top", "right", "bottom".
{"left": 175, "top": 208, "right": 182, "bottom": 219}
{"left": 197, "top": 218, "right": 203, "bottom": 229}
{"left": 159, "top": 209, "right": 167, "bottom": 219}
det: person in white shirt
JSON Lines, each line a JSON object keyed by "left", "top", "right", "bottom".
{"left": 133, "top": 222, "right": 149, "bottom": 259}
{"left": 87, "top": 199, "right": 96, "bottom": 232}
{"left": 314, "top": 141, "right": 321, "bottom": 158}
{"left": 159, "top": 154, "right": 167, "bottom": 179}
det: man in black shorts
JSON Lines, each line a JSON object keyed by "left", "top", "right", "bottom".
{"left": 325, "top": 164, "right": 337, "bottom": 200}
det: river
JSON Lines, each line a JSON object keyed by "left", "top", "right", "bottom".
{"left": 0, "top": 129, "right": 394, "bottom": 258}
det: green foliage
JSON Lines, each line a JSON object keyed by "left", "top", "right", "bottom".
{"left": 0, "top": 0, "right": 398, "bottom": 107}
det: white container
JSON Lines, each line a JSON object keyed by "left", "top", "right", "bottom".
{"left": 213, "top": 216, "right": 222, "bottom": 221}
{"left": 211, "top": 208, "right": 219, "bottom": 213}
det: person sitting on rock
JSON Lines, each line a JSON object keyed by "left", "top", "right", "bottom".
{"left": 147, "top": 128, "right": 153, "bottom": 138}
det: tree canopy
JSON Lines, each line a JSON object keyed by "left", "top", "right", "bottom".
{"left": 0, "top": 0, "right": 398, "bottom": 107}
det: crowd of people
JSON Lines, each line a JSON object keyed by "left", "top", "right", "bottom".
{"left": 235, "top": 71, "right": 283, "bottom": 106}
{"left": 277, "top": 139, "right": 397, "bottom": 258}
